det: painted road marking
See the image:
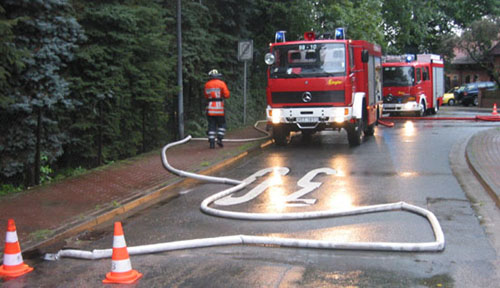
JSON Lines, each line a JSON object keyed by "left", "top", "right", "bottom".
{"left": 214, "top": 167, "right": 337, "bottom": 207}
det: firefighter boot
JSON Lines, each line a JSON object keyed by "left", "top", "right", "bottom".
{"left": 209, "top": 139, "right": 215, "bottom": 149}
{"left": 217, "top": 138, "right": 224, "bottom": 148}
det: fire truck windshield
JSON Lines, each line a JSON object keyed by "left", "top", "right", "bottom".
{"left": 383, "top": 66, "right": 415, "bottom": 87}
{"left": 269, "top": 43, "right": 346, "bottom": 78}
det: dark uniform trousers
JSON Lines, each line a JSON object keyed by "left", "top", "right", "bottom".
{"left": 207, "top": 115, "right": 226, "bottom": 146}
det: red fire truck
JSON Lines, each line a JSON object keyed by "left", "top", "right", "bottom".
{"left": 382, "top": 54, "right": 445, "bottom": 116}
{"left": 264, "top": 30, "right": 383, "bottom": 146}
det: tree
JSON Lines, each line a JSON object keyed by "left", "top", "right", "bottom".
{"left": 0, "top": 0, "right": 84, "bottom": 186}
{"left": 127, "top": 4, "right": 175, "bottom": 153}
{"left": 441, "top": 0, "right": 499, "bottom": 29}
{"left": 382, "top": 0, "right": 498, "bottom": 55}
{"left": 458, "top": 17, "right": 500, "bottom": 86}
{"left": 237, "top": 0, "right": 317, "bottom": 125}
{"left": 166, "top": 0, "right": 220, "bottom": 136}
{"left": 383, "top": 0, "right": 444, "bottom": 54}
{"left": 65, "top": 1, "right": 175, "bottom": 167}
{"left": 315, "top": 0, "right": 385, "bottom": 46}
{"left": 0, "top": 4, "right": 26, "bottom": 109}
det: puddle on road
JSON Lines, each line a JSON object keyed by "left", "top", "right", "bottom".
{"left": 297, "top": 268, "right": 454, "bottom": 287}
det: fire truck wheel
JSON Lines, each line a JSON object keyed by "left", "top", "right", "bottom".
{"left": 364, "top": 123, "right": 375, "bottom": 136}
{"left": 273, "top": 126, "right": 290, "bottom": 146}
{"left": 429, "top": 106, "right": 438, "bottom": 115}
{"left": 416, "top": 102, "right": 426, "bottom": 117}
{"left": 473, "top": 97, "right": 478, "bottom": 106}
{"left": 347, "top": 119, "right": 364, "bottom": 146}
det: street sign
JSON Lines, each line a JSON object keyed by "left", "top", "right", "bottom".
{"left": 238, "top": 40, "right": 253, "bottom": 62}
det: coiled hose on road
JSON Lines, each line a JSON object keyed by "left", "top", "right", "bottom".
{"left": 44, "top": 120, "right": 445, "bottom": 261}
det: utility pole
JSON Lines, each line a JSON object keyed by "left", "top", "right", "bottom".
{"left": 243, "top": 60, "right": 247, "bottom": 124}
{"left": 176, "top": 0, "right": 184, "bottom": 139}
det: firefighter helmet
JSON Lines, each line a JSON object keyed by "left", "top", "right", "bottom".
{"left": 208, "top": 69, "right": 222, "bottom": 78}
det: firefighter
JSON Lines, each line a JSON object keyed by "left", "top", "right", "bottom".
{"left": 204, "top": 69, "right": 230, "bottom": 149}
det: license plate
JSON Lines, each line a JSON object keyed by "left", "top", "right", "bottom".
{"left": 296, "top": 117, "right": 318, "bottom": 123}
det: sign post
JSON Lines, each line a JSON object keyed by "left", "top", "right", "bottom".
{"left": 238, "top": 40, "right": 253, "bottom": 124}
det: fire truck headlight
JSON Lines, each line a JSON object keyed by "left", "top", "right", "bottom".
{"left": 265, "top": 53, "right": 275, "bottom": 65}
{"left": 271, "top": 109, "right": 281, "bottom": 124}
{"left": 333, "top": 109, "right": 345, "bottom": 123}
{"left": 404, "top": 102, "right": 416, "bottom": 109}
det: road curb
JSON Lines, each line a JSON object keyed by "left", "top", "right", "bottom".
{"left": 465, "top": 130, "right": 500, "bottom": 209}
{"left": 22, "top": 138, "right": 273, "bottom": 256}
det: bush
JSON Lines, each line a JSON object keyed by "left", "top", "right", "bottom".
{"left": 0, "top": 184, "right": 23, "bottom": 196}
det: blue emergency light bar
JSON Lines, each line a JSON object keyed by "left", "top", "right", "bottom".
{"left": 275, "top": 31, "right": 286, "bottom": 43}
{"left": 405, "top": 54, "right": 416, "bottom": 62}
{"left": 335, "top": 27, "right": 345, "bottom": 40}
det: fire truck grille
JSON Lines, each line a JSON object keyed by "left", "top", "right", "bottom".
{"left": 383, "top": 95, "right": 413, "bottom": 104}
{"left": 271, "top": 90, "right": 344, "bottom": 104}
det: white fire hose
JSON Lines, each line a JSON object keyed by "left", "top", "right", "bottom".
{"left": 44, "top": 121, "right": 444, "bottom": 261}
{"left": 159, "top": 120, "right": 269, "bottom": 185}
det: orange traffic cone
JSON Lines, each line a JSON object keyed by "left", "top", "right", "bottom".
{"left": 0, "top": 219, "right": 34, "bottom": 279}
{"left": 102, "top": 222, "right": 142, "bottom": 284}
{"left": 492, "top": 103, "right": 498, "bottom": 115}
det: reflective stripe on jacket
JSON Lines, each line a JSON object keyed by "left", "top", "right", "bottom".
{"left": 204, "top": 79, "right": 230, "bottom": 116}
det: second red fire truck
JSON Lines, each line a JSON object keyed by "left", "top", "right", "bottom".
{"left": 382, "top": 54, "right": 445, "bottom": 116}
{"left": 264, "top": 30, "right": 383, "bottom": 146}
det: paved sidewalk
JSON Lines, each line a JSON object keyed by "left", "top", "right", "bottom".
{"left": 0, "top": 125, "right": 271, "bottom": 256}
{"left": 466, "top": 127, "right": 500, "bottom": 208}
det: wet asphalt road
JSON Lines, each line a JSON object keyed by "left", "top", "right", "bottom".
{"left": 5, "top": 107, "right": 500, "bottom": 287}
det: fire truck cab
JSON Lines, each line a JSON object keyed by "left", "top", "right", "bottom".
{"left": 264, "top": 30, "right": 383, "bottom": 146}
{"left": 382, "top": 54, "right": 445, "bottom": 116}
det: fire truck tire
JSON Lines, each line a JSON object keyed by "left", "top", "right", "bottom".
{"left": 365, "top": 123, "right": 375, "bottom": 136}
{"left": 431, "top": 101, "right": 439, "bottom": 114}
{"left": 272, "top": 126, "right": 290, "bottom": 146}
{"left": 347, "top": 119, "right": 364, "bottom": 146}
{"left": 429, "top": 106, "right": 438, "bottom": 115}
{"left": 416, "top": 102, "right": 426, "bottom": 117}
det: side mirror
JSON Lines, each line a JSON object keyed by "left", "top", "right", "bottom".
{"left": 361, "top": 50, "right": 369, "bottom": 63}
